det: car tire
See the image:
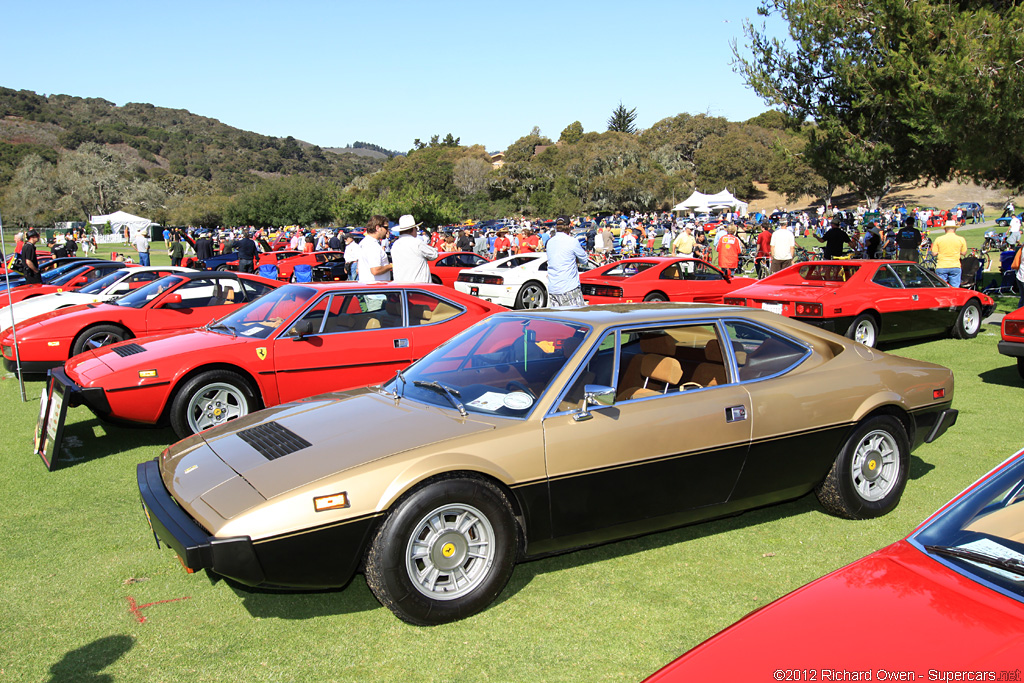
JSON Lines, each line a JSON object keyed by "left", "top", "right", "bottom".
{"left": 816, "top": 415, "right": 910, "bottom": 520}
{"left": 72, "top": 324, "right": 129, "bottom": 356}
{"left": 364, "top": 477, "right": 518, "bottom": 626}
{"left": 216, "top": 264, "right": 230, "bottom": 272}
{"left": 515, "top": 282, "right": 547, "bottom": 309}
{"left": 643, "top": 291, "right": 668, "bottom": 302}
{"left": 951, "top": 300, "right": 982, "bottom": 339}
{"left": 846, "top": 313, "right": 878, "bottom": 347}
{"left": 170, "top": 370, "right": 258, "bottom": 439}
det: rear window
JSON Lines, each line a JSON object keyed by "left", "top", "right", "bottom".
{"left": 796, "top": 263, "right": 859, "bottom": 283}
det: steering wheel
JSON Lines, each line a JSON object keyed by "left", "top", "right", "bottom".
{"left": 506, "top": 380, "right": 536, "bottom": 399}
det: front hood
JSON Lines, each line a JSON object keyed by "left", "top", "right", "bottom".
{"left": 13, "top": 302, "right": 114, "bottom": 332}
{"left": 162, "top": 389, "right": 497, "bottom": 503}
{"left": 662, "top": 541, "right": 1024, "bottom": 675}
{"left": 0, "top": 292, "right": 106, "bottom": 332}
{"left": 73, "top": 329, "right": 224, "bottom": 378}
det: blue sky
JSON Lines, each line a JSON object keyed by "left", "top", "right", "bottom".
{"left": 6, "top": 1, "right": 781, "bottom": 154}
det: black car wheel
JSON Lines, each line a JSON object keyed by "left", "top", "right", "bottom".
{"left": 816, "top": 415, "right": 910, "bottom": 519}
{"left": 643, "top": 291, "right": 668, "bottom": 302}
{"left": 951, "top": 300, "right": 982, "bottom": 339}
{"left": 170, "top": 370, "right": 257, "bottom": 439}
{"left": 846, "top": 313, "right": 878, "bottom": 347}
{"left": 365, "top": 477, "right": 517, "bottom": 626}
{"left": 515, "top": 282, "right": 547, "bottom": 309}
{"left": 72, "top": 324, "right": 129, "bottom": 356}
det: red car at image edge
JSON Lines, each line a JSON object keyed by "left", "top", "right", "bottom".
{"left": 998, "top": 305, "right": 1024, "bottom": 380}
{"left": 645, "top": 447, "right": 1024, "bottom": 680}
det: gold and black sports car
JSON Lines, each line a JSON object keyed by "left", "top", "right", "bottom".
{"left": 138, "top": 303, "right": 958, "bottom": 625}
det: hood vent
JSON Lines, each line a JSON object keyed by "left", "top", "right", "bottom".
{"left": 111, "top": 342, "right": 146, "bottom": 357}
{"left": 237, "top": 421, "right": 312, "bottom": 461}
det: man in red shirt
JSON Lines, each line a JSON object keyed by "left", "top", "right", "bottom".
{"left": 492, "top": 229, "right": 512, "bottom": 259}
{"left": 756, "top": 223, "right": 773, "bottom": 279}
{"left": 518, "top": 227, "right": 540, "bottom": 253}
{"left": 717, "top": 226, "right": 743, "bottom": 277}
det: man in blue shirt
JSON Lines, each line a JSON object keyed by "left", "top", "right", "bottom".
{"left": 546, "top": 217, "right": 588, "bottom": 308}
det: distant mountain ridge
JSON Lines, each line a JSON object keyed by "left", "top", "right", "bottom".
{"left": 0, "top": 86, "right": 389, "bottom": 192}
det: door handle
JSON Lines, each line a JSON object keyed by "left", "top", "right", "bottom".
{"left": 725, "top": 405, "right": 747, "bottom": 423}
{"left": 394, "top": 338, "right": 409, "bottom": 349}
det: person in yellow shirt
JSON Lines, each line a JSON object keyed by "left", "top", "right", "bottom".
{"left": 931, "top": 220, "right": 968, "bottom": 287}
{"left": 671, "top": 225, "right": 696, "bottom": 258}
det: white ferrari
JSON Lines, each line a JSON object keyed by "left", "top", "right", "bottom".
{"left": 453, "top": 253, "right": 596, "bottom": 309}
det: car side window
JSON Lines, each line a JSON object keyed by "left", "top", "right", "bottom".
{"left": 558, "top": 332, "right": 617, "bottom": 412}
{"left": 165, "top": 278, "right": 242, "bottom": 308}
{"left": 660, "top": 262, "right": 697, "bottom": 280}
{"left": 407, "top": 291, "right": 464, "bottom": 326}
{"left": 438, "top": 256, "right": 457, "bottom": 268}
{"left": 889, "top": 263, "right": 932, "bottom": 288}
{"left": 724, "top": 321, "right": 809, "bottom": 381}
{"left": 872, "top": 265, "right": 903, "bottom": 289}
{"left": 694, "top": 262, "right": 723, "bottom": 281}
{"left": 242, "top": 278, "right": 277, "bottom": 299}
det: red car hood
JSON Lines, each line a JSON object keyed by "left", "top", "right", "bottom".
{"left": 68, "top": 329, "right": 224, "bottom": 381}
{"left": 647, "top": 541, "right": 1024, "bottom": 680}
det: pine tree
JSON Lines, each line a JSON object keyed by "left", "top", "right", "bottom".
{"left": 607, "top": 102, "right": 638, "bottom": 134}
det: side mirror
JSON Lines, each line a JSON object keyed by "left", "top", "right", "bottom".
{"left": 160, "top": 293, "right": 183, "bottom": 308}
{"left": 574, "top": 384, "right": 615, "bottom": 422}
{"left": 290, "top": 320, "right": 314, "bottom": 341}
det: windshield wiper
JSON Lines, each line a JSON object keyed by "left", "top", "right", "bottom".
{"left": 925, "top": 544, "right": 1024, "bottom": 577}
{"left": 207, "top": 322, "right": 236, "bottom": 337}
{"left": 413, "top": 380, "right": 466, "bottom": 417}
{"left": 395, "top": 368, "right": 406, "bottom": 397}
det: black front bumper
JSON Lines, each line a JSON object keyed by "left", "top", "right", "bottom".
{"left": 3, "top": 356, "right": 61, "bottom": 379}
{"left": 49, "top": 367, "right": 112, "bottom": 417}
{"left": 137, "top": 459, "right": 266, "bottom": 585}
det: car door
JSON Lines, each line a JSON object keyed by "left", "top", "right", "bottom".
{"left": 144, "top": 276, "right": 245, "bottom": 336}
{"left": 270, "top": 289, "right": 419, "bottom": 402}
{"left": 658, "top": 260, "right": 734, "bottom": 303}
{"left": 872, "top": 264, "right": 947, "bottom": 339}
{"left": 541, "top": 322, "right": 752, "bottom": 544}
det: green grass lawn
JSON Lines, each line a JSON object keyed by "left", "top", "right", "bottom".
{"left": 0, "top": 236, "right": 1022, "bottom": 681}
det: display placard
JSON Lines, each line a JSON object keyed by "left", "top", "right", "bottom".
{"left": 35, "top": 373, "right": 69, "bottom": 471}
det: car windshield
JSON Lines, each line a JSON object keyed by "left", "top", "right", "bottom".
{"left": 37, "top": 263, "right": 86, "bottom": 284}
{"left": 385, "top": 316, "right": 589, "bottom": 418}
{"left": 912, "top": 451, "right": 1024, "bottom": 603}
{"left": 49, "top": 265, "right": 95, "bottom": 286}
{"left": 112, "top": 275, "right": 186, "bottom": 309}
{"left": 207, "top": 285, "right": 318, "bottom": 339}
{"left": 79, "top": 269, "right": 131, "bottom": 295}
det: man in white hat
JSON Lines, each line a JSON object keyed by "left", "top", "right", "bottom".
{"left": 391, "top": 214, "right": 438, "bottom": 283}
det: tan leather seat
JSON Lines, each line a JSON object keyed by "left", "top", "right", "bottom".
{"left": 617, "top": 354, "right": 682, "bottom": 401}
{"left": 618, "top": 334, "right": 677, "bottom": 396}
{"left": 689, "top": 339, "right": 727, "bottom": 387}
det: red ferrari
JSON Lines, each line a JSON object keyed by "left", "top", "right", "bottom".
{"left": 724, "top": 260, "right": 994, "bottom": 347}
{"left": 998, "top": 306, "right": 1024, "bottom": 380}
{"left": 580, "top": 257, "right": 756, "bottom": 304}
{"left": 429, "top": 251, "right": 489, "bottom": 287}
{"left": 645, "top": 447, "right": 1024, "bottom": 680}
{"left": 55, "top": 283, "right": 506, "bottom": 438}
{"left": 1, "top": 271, "right": 279, "bottom": 378}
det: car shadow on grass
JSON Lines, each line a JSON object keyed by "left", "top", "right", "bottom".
{"left": 48, "top": 414, "right": 177, "bottom": 469}
{"left": 226, "top": 574, "right": 382, "bottom": 620}
{"left": 978, "top": 364, "right": 1022, "bottom": 387}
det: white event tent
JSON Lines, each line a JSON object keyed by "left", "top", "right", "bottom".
{"left": 89, "top": 210, "right": 158, "bottom": 243}
{"left": 672, "top": 189, "right": 748, "bottom": 216}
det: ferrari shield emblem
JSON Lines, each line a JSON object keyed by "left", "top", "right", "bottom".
{"left": 256, "top": 347, "right": 267, "bottom": 361}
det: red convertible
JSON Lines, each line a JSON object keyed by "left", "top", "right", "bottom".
{"left": 580, "top": 257, "right": 755, "bottom": 304}
{"left": 645, "top": 447, "right": 1024, "bottom": 680}
{"left": 1, "top": 271, "right": 279, "bottom": 378}
{"left": 723, "top": 260, "right": 994, "bottom": 347}
{"left": 55, "top": 283, "right": 505, "bottom": 438}
{"left": 998, "top": 306, "right": 1024, "bottom": 380}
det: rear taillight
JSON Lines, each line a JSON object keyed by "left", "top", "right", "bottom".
{"left": 794, "top": 302, "right": 823, "bottom": 316}
{"left": 590, "top": 285, "right": 624, "bottom": 298}
{"left": 1004, "top": 319, "right": 1024, "bottom": 339}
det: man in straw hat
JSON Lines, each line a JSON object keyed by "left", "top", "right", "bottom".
{"left": 931, "top": 219, "right": 968, "bottom": 287}
{"left": 391, "top": 214, "right": 438, "bottom": 283}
